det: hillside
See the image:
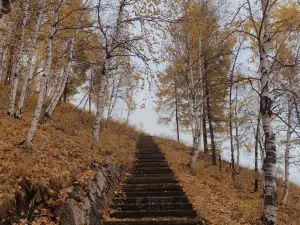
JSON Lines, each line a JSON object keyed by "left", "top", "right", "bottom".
{"left": 0, "top": 86, "right": 299, "bottom": 224}
{"left": 154, "top": 137, "right": 300, "bottom": 225}
{"left": 0, "top": 86, "right": 141, "bottom": 222}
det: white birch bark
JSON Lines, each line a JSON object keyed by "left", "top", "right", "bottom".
{"left": 260, "top": 0, "right": 277, "bottom": 223}
{"left": 43, "top": 36, "right": 76, "bottom": 122}
{"left": 186, "top": 32, "right": 198, "bottom": 152}
{"left": 0, "top": 48, "right": 7, "bottom": 82}
{"left": 15, "top": 0, "right": 46, "bottom": 118}
{"left": 92, "top": 0, "right": 125, "bottom": 147}
{"left": 282, "top": 94, "right": 292, "bottom": 205}
{"left": 8, "top": 0, "right": 30, "bottom": 117}
{"left": 92, "top": 63, "right": 107, "bottom": 148}
{"left": 234, "top": 87, "right": 240, "bottom": 172}
{"left": 191, "top": 36, "right": 203, "bottom": 169}
{"left": 24, "top": 0, "right": 64, "bottom": 147}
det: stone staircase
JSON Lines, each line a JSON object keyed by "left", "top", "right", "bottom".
{"left": 103, "top": 136, "right": 199, "bottom": 225}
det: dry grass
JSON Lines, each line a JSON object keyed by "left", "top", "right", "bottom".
{"left": 154, "top": 137, "right": 300, "bottom": 225}
{"left": 0, "top": 85, "right": 141, "bottom": 217}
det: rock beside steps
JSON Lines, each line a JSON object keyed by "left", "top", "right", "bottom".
{"left": 103, "top": 136, "right": 201, "bottom": 225}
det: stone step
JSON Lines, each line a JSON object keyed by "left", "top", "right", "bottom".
{"left": 111, "top": 203, "right": 194, "bottom": 211}
{"left": 104, "top": 219, "right": 199, "bottom": 225}
{"left": 136, "top": 159, "right": 168, "bottom": 162}
{"left": 137, "top": 156, "right": 166, "bottom": 160}
{"left": 132, "top": 170, "right": 174, "bottom": 174}
{"left": 117, "top": 191, "right": 186, "bottom": 197}
{"left": 134, "top": 167, "right": 171, "bottom": 171}
{"left": 122, "top": 183, "right": 181, "bottom": 188}
{"left": 123, "top": 187, "right": 182, "bottom": 192}
{"left": 110, "top": 210, "right": 198, "bottom": 219}
{"left": 127, "top": 179, "right": 179, "bottom": 184}
{"left": 113, "top": 196, "right": 189, "bottom": 205}
{"left": 135, "top": 163, "right": 169, "bottom": 167}
{"left": 130, "top": 175, "right": 175, "bottom": 179}
{"left": 128, "top": 176, "right": 176, "bottom": 181}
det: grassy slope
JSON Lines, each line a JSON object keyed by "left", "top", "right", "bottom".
{"left": 0, "top": 86, "right": 141, "bottom": 217}
{"left": 1, "top": 86, "right": 299, "bottom": 224}
{"left": 154, "top": 137, "right": 300, "bottom": 225}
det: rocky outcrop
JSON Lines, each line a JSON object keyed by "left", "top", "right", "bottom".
{"left": 60, "top": 162, "right": 123, "bottom": 225}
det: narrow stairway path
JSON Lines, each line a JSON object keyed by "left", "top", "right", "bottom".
{"left": 104, "top": 136, "right": 199, "bottom": 225}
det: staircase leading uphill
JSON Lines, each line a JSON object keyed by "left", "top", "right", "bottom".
{"left": 103, "top": 136, "right": 199, "bottom": 225}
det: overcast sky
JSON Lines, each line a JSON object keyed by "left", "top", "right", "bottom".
{"left": 75, "top": 0, "right": 300, "bottom": 185}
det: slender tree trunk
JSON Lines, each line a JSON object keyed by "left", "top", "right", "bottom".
{"left": 24, "top": 0, "right": 64, "bottom": 147}
{"left": 234, "top": 87, "right": 240, "bottom": 172}
{"left": 107, "top": 75, "right": 117, "bottom": 119}
{"left": 282, "top": 95, "right": 292, "bottom": 205}
{"left": 254, "top": 116, "right": 260, "bottom": 192}
{"left": 4, "top": 50, "right": 13, "bottom": 84}
{"left": 260, "top": 1, "right": 277, "bottom": 223}
{"left": 174, "top": 70, "right": 180, "bottom": 142}
{"left": 15, "top": 0, "right": 46, "bottom": 118}
{"left": 89, "top": 84, "right": 92, "bottom": 114}
{"left": 63, "top": 81, "right": 68, "bottom": 103}
{"left": 175, "top": 81, "right": 180, "bottom": 142}
{"left": 42, "top": 35, "right": 77, "bottom": 122}
{"left": 207, "top": 86, "right": 216, "bottom": 164}
{"left": 8, "top": 0, "right": 30, "bottom": 117}
{"left": 219, "top": 153, "right": 222, "bottom": 171}
{"left": 0, "top": 48, "right": 7, "bottom": 82}
{"left": 204, "top": 59, "right": 216, "bottom": 165}
{"left": 235, "top": 124, "right": 240, "bottom": 171}
{"left": 229, "top": 73, "right": 235, "bottom": 171}
{"left": 187, "top": 32, "right": 198, "bottom": 154}
{"left": 92, "top": 63, "right": 107, "bottom": 148}
{"left": 190, "top": 36, "right": 203, "bottom": 169}
{"left": 203, "top": 108, "right": 208, "bottom": 152}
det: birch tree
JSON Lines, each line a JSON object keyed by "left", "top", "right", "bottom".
{"left": 15, "top": 0, "right": 47, "bottom": 119}
{"left": 23, "top": 0, "right": 64, "bottom": 147}
{"left": 8, "top": 0, "right": 30, "bottom": 117}
{"left": 92, "top": 0, "right": 156, "bottom": 148}
{"left": 42, "top": 36, "right": 76, "bottom": 122}
{"left": 259, "top": 0, "right": 277, "bottom": 223}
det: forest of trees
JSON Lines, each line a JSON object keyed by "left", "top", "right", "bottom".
{"left": 0, "top": 0, "right": 300, "bottom": 224}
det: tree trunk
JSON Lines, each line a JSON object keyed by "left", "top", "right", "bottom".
{"left": 175, "top": 80, "right": 180, "bottom": 142}
{"left": 88, "top": 78, "right": 92, "bottom": 114}
{"left": 63, "top": 81, "right": 68, "bottom": 103}
{"left": 24, "top": 0, "right": 64, "bottom": 147}
{"left": 190, "top": 36, "right": 203, "bottom": 169}
{"left": 219, "top": 153, "right": 222, "bottom": 171}
{"left": 260, "top": 1, "right": 277, "bottom": 223}
{"left": 8, "top": 0, "right": 30, "bottom": 117}
{"left": 205, "top": 59, "right": 216, "bottom": 166}
{"left": 234, "top": 87, "right": 240, "bottom": 172}
{"left": 254, "top": 116, "right": 260, "bottom": 192}
{"left": 229, "top": 72, "right": 235, "bottom": 171}
{"left": 42, "top": 35, "right": 77, "bottom": 122}
{"left": 15, "top": 0, "right": 46, "bottom": 118}
{"left": 203, "top": 108, "right": 208, "bottom": 152}
{"left": 0, "top": 48, "right": 7, "bottom": 82}
{"left": 282, "top": 94, "right": 292, "bottom": 205}
{"left": 92, "top": 63, "right": 107, "bottom": 149}
{"left": 4, "top": 49, "right": 13, "bottom": 84}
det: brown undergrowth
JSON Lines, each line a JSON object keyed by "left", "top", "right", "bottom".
{"left": 0, "top": 86, "right": 141, "bottom": 222}
{"left": 154, "top": 137, "right": 300, "bottom": 225}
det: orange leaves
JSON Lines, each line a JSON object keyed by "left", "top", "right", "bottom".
{"left": 76, "top": 170, "right": 95, "bottom": 186}
{"left": 58, "top": 187, "right": 73, "bottom": 202}
{"left": 32, "top": 216, "right": 58, "bottom": 225}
